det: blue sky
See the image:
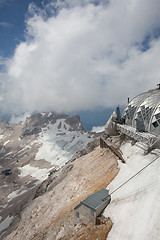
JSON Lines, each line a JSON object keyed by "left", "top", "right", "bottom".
{"left": 0, "top": 0, "right": 43, "bottom": 58}
{"left": 0, "top": 0, "right": 160, "bottom": 121}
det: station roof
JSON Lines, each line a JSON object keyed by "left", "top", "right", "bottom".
{"left": 123, "top": 88, "right": 160, "bottom": 135}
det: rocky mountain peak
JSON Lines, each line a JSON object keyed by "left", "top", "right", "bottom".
{"left": 21, "top": 112, "right": 84, "bottom": 138}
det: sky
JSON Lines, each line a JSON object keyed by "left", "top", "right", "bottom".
{"left": 1, "top": 0, "right": 160, "bottom": 119}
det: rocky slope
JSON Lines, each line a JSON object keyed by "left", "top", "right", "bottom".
{"left": 4, "top": 145, "right": 119, "bottom": 240}
{"left": 0, "top": 112, "right": 96, "bottom": 239}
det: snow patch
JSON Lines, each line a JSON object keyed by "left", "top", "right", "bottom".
{"left": 18, "top": 165, "right": 50, "bottom": 182}
{"left": 4, "top": 151, "right": 12, "bottom": 157}
{"left": 41, "top": 113, "right": 46, "bottom": 117}
{"left": 4, "top": 140, "right": 10, "bottom": 146}
{"left": 48, "top": 112, "right": 52, "bottom": 117}
{"left": 0, "top": 135, "right": 3, "bottom": 140}
{"left": 2, "top": 204, "right": 8, "bottom": 209}
{"left": 7, "top": 188, "right": 28, "bottom": 202}
{"left": 0, "top": 216, "right": 14, "bottom": 232}
{"left": 0, "top": 204, "right": 8, "bottom": 212}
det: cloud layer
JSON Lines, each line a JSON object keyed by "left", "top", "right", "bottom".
{"left": 1, "top": 0, "right": 160, "bottom": 116}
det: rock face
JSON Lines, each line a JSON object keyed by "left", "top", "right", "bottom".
{"left": 0, "top": 112, "right": 95, "bottom": 239}
{"left": 21, "top": 113, "right": 84, "bottom": 138}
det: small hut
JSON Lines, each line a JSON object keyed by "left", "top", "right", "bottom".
{"left": 74, "top": 188, "right": 111, "bottom": 225}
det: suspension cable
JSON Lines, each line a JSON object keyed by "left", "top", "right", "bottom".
{"left": 110, "top": 155, "right": 160, "bottom": 195}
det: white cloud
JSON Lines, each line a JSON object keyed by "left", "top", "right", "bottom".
{"left": 0, "top": 56, "right": 8, "bottom": 65}
{"left": 1, "top": 0, "right": 160, "bottom": 116}
{"left": 0, "top": 22, "right": 13, "bottom": 28}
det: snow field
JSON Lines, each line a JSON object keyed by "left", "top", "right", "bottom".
{"left": 35, "top": 119, "right": 93, "bottom": 167}
{"left": 104, "top": 142, "right": 160, "bottom": 240}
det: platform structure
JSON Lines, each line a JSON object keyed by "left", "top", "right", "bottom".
{"left": 101, "top": 119, "right": 160, "bottom": 155}
{"left": 100, "top": 134, "right": 125, "bottom": 162}
{"left": 113, "top": 122, "right": 160, "bottom": 152}
{"left": 115, "top": 123, "right": 158, "bottom": 145}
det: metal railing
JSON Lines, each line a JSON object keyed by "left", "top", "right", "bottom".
{"left": 112, "top": 122, "right": 158, "bottom": 147}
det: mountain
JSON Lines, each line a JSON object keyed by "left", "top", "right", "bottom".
{"left": 1, "top": 111, "right": 160, "bottom": 240}
{"left": 0, "top": 112, "right": 96, "bottom": 239}
{"left": 0, "top": 107, "right": 116, "bottom": 132}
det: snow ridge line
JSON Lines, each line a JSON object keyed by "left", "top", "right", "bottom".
{"left": 110, "top": 155, "right": 160, "bottom": 196}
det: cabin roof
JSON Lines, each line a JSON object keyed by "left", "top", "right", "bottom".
{"left": 74, "top": 188, "right": 111, "bottom": 211}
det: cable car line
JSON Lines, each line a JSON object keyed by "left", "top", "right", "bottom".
{"left": 110, "top": 155, "right": 160, "bottom": 195}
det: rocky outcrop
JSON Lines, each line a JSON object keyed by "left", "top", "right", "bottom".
{"left": 34, "top": 164, "right": 74, "bottom": 198}
{"left": 71, "top": 138, "right": 100, "bottom": 161}
{"left": 21, "top": 112, "right": 85, "bottom": 138}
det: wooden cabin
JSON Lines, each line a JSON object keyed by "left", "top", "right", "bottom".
{"left": 74, "top": 188, "right": 111, "bottom": 225}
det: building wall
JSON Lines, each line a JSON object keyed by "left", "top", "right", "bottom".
{"left": 75, "top": 198, "right": 111, "bottom": 225}
{"left": 95, "top": 201, "right": 111, "bottom": 217}
{"left": 75, "top": 204, "right": 96, "bottom": 225}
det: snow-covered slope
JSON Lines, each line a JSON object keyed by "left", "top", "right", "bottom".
{"left": 19, "top": 117, "right": 93, "bottom": 182}
{"left": 104, "top": 141, "right": 160, "bottom": 240}
{"left": 35, "top": 119, "right": 93, "bottom": 167}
